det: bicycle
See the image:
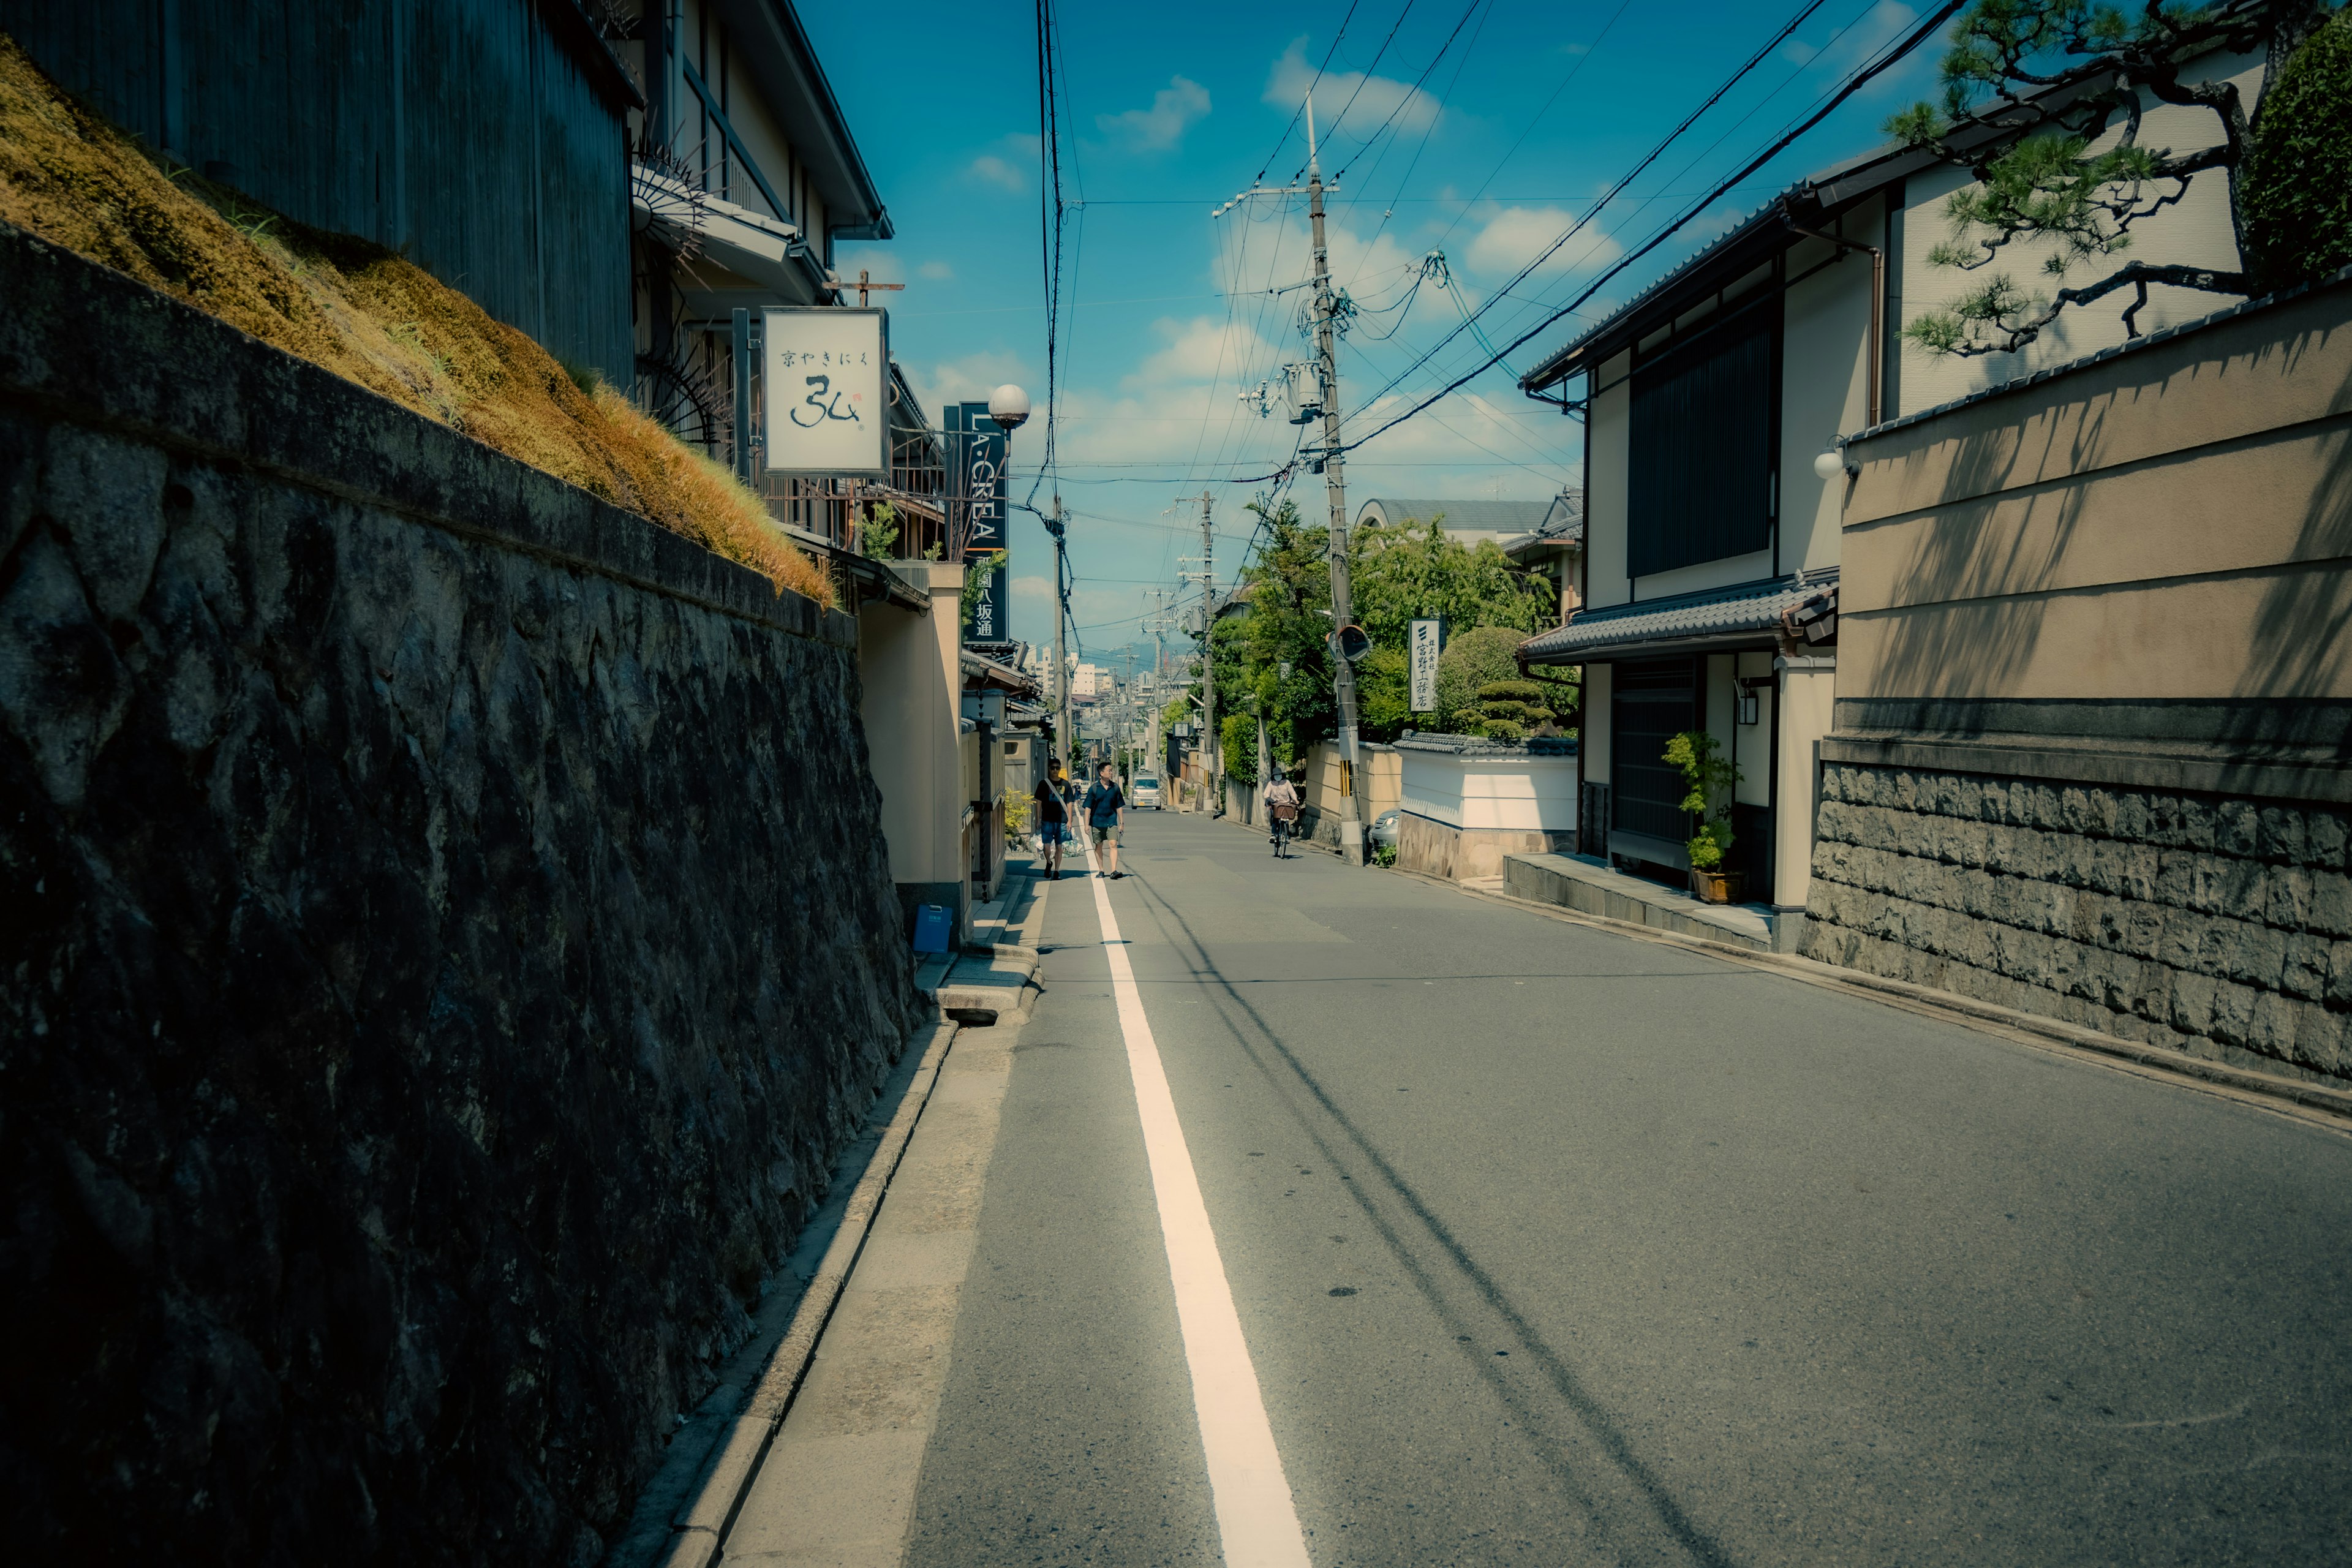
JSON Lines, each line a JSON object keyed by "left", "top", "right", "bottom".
{"left": 1269, "top": 802, "right": 1297, "bottom": 859}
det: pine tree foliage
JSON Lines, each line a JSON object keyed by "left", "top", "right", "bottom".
{"left": 1892, "top": 0, "right": 2339, "bottom": 356}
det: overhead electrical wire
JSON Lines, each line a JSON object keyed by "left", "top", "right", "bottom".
{"left": 1332, "top": 0, "right": 1487, "bottom": 184}
{"left": 1310, "top": 0, "right": 1973, "bottom": 467}
{"left": 1423, "top": 0, "right": 1634, "bottom": 256}
{"left": 1254, "top": 1, "right": 1362, "bottom": 184}
{"left": 1341, "top": 0, "right": 1833, "bottom": 432}
{"left": 1312, "top": 0, "right": 1420, "bottom": 158}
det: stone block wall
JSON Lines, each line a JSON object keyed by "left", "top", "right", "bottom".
{"left": 1802, "top": 761, "right": 2352, "bottom": 1084}
{"left": 0, "top": 228, "right": 925, "bottom": 1562}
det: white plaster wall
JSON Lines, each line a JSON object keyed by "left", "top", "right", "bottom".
{"left": 1895, "top": 47, "right": 2264, "bottom": 416}
{"left": 1732, "top": 649, "right": 1775, "bottom": 808}
{"left": 1773, "top": 657, "right": 1837, "bottom": 910}
{"left": 857, "top": 563, "right": 965, "bottom": 889}
{"left": 1585, "top": 353, "right": 1632, "bottom": 608}
{"left": 1779, "top": 214, "right": 1876, "bottom": 570}
{"left": 1634, "top": 547, "right": 1777, "bottom": 601}
{"left": 1400, "top": 753, "right": 1579, "bottom": 832}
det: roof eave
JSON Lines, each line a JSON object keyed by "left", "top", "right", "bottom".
{"left": 1518, "top": 68, "right": 2130, "bottom": 393}
{"left": 710, "top": 0, "right": 889, "bottom": 234}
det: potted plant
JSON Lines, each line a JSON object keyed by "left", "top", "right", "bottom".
{"left": 1662, "top": 729, "right": 1744, "bottom": 903}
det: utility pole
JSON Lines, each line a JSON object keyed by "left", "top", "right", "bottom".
{"left": 1178, "top": 496, "right": 1218, "bottom": 815}
{"left": 1048, "top": 497, "right": 1071, "bottom": 783}
{"left": 1306, "top": 94, "right": 1371, "bottom": 861}
{"left": 1201, "top": 491, "right": 1216, "bottom": 815}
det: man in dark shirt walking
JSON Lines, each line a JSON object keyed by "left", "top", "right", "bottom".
{"left": 1083, "top": 761, "right": 1127, "bottom": 878}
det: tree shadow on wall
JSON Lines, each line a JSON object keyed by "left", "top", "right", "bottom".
{"left": 1854, "top": 361, "right": 2112, "bottom": 716}
{"left": 2233, "top": 324, "right": 2352, "bottom": 761}
{"left": 1862, "top": 314, "right": 2352, "bottom": 756}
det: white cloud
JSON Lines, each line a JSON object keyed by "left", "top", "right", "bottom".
{"left": 1464, "top": 206, "right": 1623, "bottom": 279}
{"left": 1130, "top": 316, "right": 1280, "bottom": 387}
{"left": 918, "top": 259, "right": 954, "bottom": 281}
{"left": 970, "top": 153, "right": 1025, "bottom": 192}
{"left": 1096, "top": 76, "right": 1212, "bottom": 152}
{"left": 1781, "top": 2, "right": 1918, "bottom": 78}
{"left": 906, "top": 351, "right": 1033, "bottom": 416}
{"left": 1263, "top": 38, "right": 1439, "bottom": 142}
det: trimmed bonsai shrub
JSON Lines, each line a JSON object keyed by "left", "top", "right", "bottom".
{"left": 1471, "top": 679, "right": 1555, "bottom": 742}
{"left": 1663, "top": 729, "right": 1743, "bottom": 872}
{"left": 1434, "top": 625, "right": 1526, "bottom": 732}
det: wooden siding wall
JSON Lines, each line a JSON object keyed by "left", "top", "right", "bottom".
{"left": 2, "top": 0, "right": 632, "bottom": 380}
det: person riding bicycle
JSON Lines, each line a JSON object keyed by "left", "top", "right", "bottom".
{"left": 1264, "top": 772, "right": 1300, "bottom": 854}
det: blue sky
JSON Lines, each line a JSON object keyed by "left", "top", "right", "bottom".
{"left": 801, "top": 1, "right": 1947, "bottom": 656}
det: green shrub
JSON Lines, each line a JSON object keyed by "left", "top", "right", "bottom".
{"left": 1434, "top": 626, "right": 1526, "bottom": 731}
{"left": 2244, "top": 11, "right": 2352, "bottom": 293}
{"left": 1663, "top": 730, "right": 1743, "bottom": 871}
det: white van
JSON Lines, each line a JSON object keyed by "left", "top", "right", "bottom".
{"left": 1131, "top": 775, "right": 1163, "bottom": 810}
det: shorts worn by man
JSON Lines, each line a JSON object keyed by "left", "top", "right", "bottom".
{"left": 1033, "top": 766, "right": 1072, "bottom": 880}
{"left": 1082, "top": 763, "right": 1127, "bottom": 878}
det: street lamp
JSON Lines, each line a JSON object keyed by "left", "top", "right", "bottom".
{"left": 989, "top": 383, "right": 1031, "bottom": 432}
{"left": 1812, "top": 438, "right": 1855, "bottom": 481}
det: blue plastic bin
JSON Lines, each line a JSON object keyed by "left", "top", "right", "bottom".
{"left": 911, "top": 903, "right": 953, "bottom": 954}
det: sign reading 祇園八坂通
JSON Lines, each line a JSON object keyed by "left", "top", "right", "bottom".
{"left": 1409, "top": 618, "right": 1442, "bottom": 713}
{"left": 763, "top": 307, "right": 889, "bottom": 480}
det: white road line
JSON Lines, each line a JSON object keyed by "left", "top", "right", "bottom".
{"left": 1084, "top": 845, "right": 1313, "bottom": 1568}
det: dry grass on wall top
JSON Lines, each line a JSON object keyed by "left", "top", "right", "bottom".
{"left": 0, "top": 32, "right": 832, "bottom": 608}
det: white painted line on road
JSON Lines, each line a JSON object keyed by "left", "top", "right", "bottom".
{"left": 1083, "top": 845, "right": 1313, "bottom": 1568}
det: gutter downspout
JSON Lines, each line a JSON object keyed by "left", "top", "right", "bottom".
{"left": 1779, "top": 202, "right": 1883, "bottom": 428}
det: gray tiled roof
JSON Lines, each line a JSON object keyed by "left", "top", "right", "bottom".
{"left": 1394, "top": 732, "right": 1578, "bottom": 758}
{"left": 1521, "top": 567, "right": 1836, "bottom": 663}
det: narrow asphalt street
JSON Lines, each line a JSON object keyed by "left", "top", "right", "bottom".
{"left": 895, "top": 810, "right": 2352, "bottom": 1567}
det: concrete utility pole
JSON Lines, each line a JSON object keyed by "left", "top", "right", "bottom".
{"left": 1199, "top": 491, "right": 1218, "bottom": 815}
{"left": 1049, "top": 497, "right": 1071, "bottom": 783}
{"left": 1306, "top": 94, "right": 1371, "bottom": 861}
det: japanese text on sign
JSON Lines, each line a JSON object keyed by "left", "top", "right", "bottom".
{"left": 1410, "top": 619, "right": 1442, "bottom": 713}
{"left": 763, "top": 307, "right": 889, "bottom": 480}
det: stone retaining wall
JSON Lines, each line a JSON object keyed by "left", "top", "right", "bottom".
{"left": 1801, "top": 760, "right": 2351, "bottom": 1084}
{"left": 0, "top": 225, "right": 925, "bottom": 1563}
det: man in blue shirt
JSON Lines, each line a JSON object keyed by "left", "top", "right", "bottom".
{"left": 1082, "top": 762, "right": 1127, "bottom": 878}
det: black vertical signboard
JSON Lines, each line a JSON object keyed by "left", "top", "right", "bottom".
{"left": 949, "top": 401, "right": 1011, "bottom": 645}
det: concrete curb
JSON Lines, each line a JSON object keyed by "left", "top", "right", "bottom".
{"left": 1385, "top": 864, "right": 2352, "bottom": 1134}
{"left": 654, "top": 1019, "right": 963, "bottom": 1568}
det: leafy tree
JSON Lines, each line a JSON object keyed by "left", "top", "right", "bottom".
{"left": 1890, "top": 0, "right": 2339, "bottom": 356}
{"left": 2241, "top": 7, "right": 2352, "bottom": 289}
{"left": 1233, "top": 497, "right": 1339, "bottom": 761}
{"left": 1433, "top": 625, "right": 1527, "bottom": 733}
{"left": 1350, "top": 516, "right": 1556, "bottom": 646}
{"left": 1353, "top": 644, "right": 1416, "bottom": 742}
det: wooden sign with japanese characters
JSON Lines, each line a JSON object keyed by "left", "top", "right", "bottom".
{"left": 761, "top": 307, "right": 889, "bottom": 480}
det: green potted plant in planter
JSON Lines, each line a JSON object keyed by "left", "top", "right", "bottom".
{"left": 1662, "top": 729, "right": 1744, "bottom": 903}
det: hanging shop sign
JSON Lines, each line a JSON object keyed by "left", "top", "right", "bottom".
{"left": 950, "top": 400, "right": 1011, "bottom": 641}
{"left": 763, "top": 307, "right": 889, "bottom": 480}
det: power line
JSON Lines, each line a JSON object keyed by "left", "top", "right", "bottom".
{"left": 1332, "top": 0, "right": 1487, "bottom": 184}
{"left": 1343, "top": 0, "right": 1831, "bottom": 432}
{"left": 1255, "top": 2, "right": 1362, "bottom": 183}
{"left": 1327, "top": 0, "right": 1972, "bottom": 461}
{"left": 1316, "top": 0, "right": 1420, "bottom": 156}
{"left": 1423, "top": 0, "right": 1633, "bottom": 254}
